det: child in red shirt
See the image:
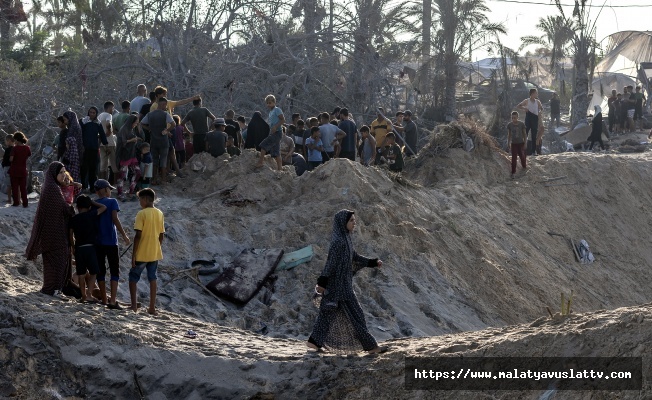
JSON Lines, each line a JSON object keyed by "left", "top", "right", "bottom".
{"left": 9, "top": 132, "right": 31, "bottom": 207}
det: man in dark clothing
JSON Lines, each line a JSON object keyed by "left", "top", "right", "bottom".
{"left": 139, "top": 91, "right": 157, "bottom": 143}
{"left": 402, "top": 110, "right": 418, "bottom": 156}
{"left": 182, "top": 98, "right": 216, "bottom": 154}
{"left": 141, "top": 98, "right": 174, "bottom": 184}
{"left": 206, "top": 119, "right": 228, "bottom": 157}
{"left": 607, "top": 89, "right": 617, "bottom": 134}
{"left": 337, "top": 108, "right": 358, "bottom": 161}
{"left": 80, "top": 106, "right": 108, "bottom": 191}
{"left": 55, "top": 115, "right": 68, "bottom": 161}
{"left": 224, "top": 109, "right": 242, "bottom": 148}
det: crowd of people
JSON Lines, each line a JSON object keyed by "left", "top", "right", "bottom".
{"left": 606, "top": 85, "right": 647, "bottom": 136}
{"left": 4, "top": 85, "right": 419, "bottom": 202}
{"left": 0, "top": 85, "right": 421, "bottom": 318}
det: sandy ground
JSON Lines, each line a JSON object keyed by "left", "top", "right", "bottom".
{"left": 2, "top": 135, "right": 652, "bottom": 398}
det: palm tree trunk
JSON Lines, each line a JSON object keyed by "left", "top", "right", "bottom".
{"left": 422, "top": 0, "right": 431, "bottom": 57}
{"left": 570, "top": 38, "right": 590, "bottom": 128}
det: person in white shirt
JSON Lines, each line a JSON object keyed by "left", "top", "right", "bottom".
{"left": 98, "top": 101, "right": 117, "bottom": 181}
{"left": 130, "top": 84, "right": 150, "bottom": 114}
{"left": 516, "top": 89, "right": 544, "bottom": 156}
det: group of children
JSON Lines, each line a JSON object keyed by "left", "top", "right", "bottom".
{"left": 68, "top": 179, "right": 164, "bottom": 314}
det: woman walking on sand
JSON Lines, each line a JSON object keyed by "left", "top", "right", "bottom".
{"left": 307, "top": 210, "right": 387, "bottom": 354}
{"left": 25, "top": 161, "right": 75, "bottom": 300}
{"left": 588, "top": 105, "right": 606, "bottom": 151}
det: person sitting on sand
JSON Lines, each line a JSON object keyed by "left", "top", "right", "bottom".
{"left": 383, "top": 133, "right": 404, "bottom": 173}
{"left": 205, "top": 119, "right": 228, "bottom": 157}
{"left": 254, "top": 95, "right": 285, "bottom": 170}
{"left": 226, "top": 136, "right": 241, "bottom": 157}
{"left": 307, "top": 210, "right": 386, "bottom": 354}
{"left": 130, "top": 188, "right": 165, "bottom": 315}
{"left": 69, "top": 195, "right": 107, "bottom": 303}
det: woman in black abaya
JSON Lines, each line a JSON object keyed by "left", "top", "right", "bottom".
{"left": 307, "top": 210, "right": 387, "bottom": 354}
{"left": 244, "top": 111, "right": 269, "bottom": 151}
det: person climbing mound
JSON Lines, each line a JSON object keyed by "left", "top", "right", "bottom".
{"left": 307, "top": 210, "right": 387, "bottom": 354}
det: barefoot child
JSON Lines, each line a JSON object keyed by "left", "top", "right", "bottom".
{"left": 507, "top": 111, "right": 527, "bottom": 178}
{"left": 69, "top": 195, "right": 107, "bottom": 303}
{"left": 94, "top": 179, "right": 130, "bottom": 309}
{"left": 130, "top": 188, "right": 165, "bottom": 314}
{"left": 254, "top": 94, "right": 285, "bottom": 170}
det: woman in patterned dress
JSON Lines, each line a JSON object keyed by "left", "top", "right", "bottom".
{"left": 307, "top": 210, "right": 387, "bottom": 354}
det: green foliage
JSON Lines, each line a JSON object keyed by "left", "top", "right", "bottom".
{"left": 7, "top": 30, "right": 49, "bottom": 70}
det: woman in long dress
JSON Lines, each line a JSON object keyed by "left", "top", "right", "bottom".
{"left": 244, "top": 111, "right": 269, "bottom": 151}
{"left": 25, "top": 161, "right": 75, "bottom": 299}
{"left": 307, "top": 210, "right": 387, "bottom": 354}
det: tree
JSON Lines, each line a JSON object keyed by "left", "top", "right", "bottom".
{"left": 520, "top": 15, "right": 574, "bottom": 71}
{"left": 552, "top": 0, "right": 599, "bottom": 127}
{"left": 433, "top": 0, "right": 505, "bottom": 121}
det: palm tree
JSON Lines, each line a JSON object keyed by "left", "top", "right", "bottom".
{"left": 434, "top": 0, "right": 505, "bottom": 121}
{"left": 520, "top": 15, "right": 574, "bottom": 71}
{"left": 552, "top": 0, "right": 599, "bottom": 127}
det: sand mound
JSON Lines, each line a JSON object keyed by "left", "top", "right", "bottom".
{"left": 4, "top": 141, "right": 652, "bottom": 396}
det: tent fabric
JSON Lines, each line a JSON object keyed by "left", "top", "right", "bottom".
{"left": 590, "top": 31, "right": 652, "bottom": 114}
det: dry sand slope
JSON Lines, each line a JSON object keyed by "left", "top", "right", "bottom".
{"left": 2, "top": 139, "right": 652, "bottom": 398}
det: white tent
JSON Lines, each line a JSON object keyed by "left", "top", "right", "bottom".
{"left": 589, "top": 31, "right": 652, "bottom": 113}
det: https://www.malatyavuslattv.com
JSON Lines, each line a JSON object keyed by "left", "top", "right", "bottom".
{"left": 405, "top": 357, "right": 642, "bottom": 390}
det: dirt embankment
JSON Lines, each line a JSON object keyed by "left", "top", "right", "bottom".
{"left": 2, "top": 137, "right": 652, "bottom": 397}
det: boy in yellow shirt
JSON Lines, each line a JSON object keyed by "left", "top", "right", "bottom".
{"left": 129, "top": 188, "right": 165, "bottom": 314}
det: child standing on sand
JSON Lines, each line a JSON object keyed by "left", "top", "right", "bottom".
{"left": 9, "top": 132, "right": 31, "bottom": 207}
{"left": 94, "top": 179, "right": 130, "bottom": 309}
{"left": 130, "top": 188, "right": 165, "bottom": 314}
{"left": 139, "top": 143, "right": 152, "bottom": 189}
{"left": 69, "top": 195, "right": 107, "bottom": 303}
{"left": 305, "top": 126, "right": 324, "bottom": 171}
{"left": 506, "top": 111, "right": 527, "bottom": 178}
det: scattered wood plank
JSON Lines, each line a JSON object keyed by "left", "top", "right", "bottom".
{"left": 187, "top": 275, "right": 226, "bottom": 305}
{"left": 538, "top": 176, "right": 567, "bottom": 183}
{"left": 546, "top": 231, "right": 565, "bottom": 237}
{"left": 570, "top": 238, "right": 581, "bottom": 262}
{"left": 162, "top": 265, "right": 203, "bottom": 288}
{"left": 196, "top": 185, "right": 237, "bottom": 203}
{"left": 544, "top": 182, "right": 577, "bottom": 187}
